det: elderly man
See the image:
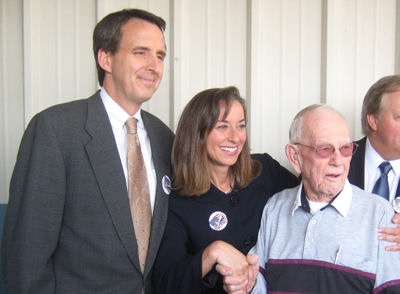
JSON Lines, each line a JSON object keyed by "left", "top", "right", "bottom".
{"left": 250, "top": 104, "right": 400, "bottom": 293}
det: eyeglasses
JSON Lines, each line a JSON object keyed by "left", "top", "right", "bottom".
{"left": 293, "top": 142, "right": 358, "bottom": 158}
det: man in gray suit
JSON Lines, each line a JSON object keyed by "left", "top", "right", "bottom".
{"left": 2, "top": 8, "right": 174, "bottom": 294}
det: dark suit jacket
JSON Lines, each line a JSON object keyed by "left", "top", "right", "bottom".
{"left": 2, "top": 92, "right": 174, "bottom": 294}
{"left": 348, "top": 137, "right": 400, "bottom": 197}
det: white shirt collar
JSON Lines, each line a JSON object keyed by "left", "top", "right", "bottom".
{"left": 100, "top": 87, "right": 143, "bottom": 129}
{"left": 365, "top": 137, "right": 400, "bottom": 177}
{"left": 291, "top": 180, "right": 352, "bottom": 217}
{"left": 330, "top": 180, "right": 352, "bottom": 217}
{"left": 292, "top": 183, "right": 304, "bottom": 215}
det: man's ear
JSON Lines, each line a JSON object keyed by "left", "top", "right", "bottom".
{"left": 285, "top": 144, "right": 302, "bottom": 174}
{"left": 97, "top": 49, "right": 112, "bottom": 73}
{"left": 366, "top": 113, "right": 378, "bottom": 132}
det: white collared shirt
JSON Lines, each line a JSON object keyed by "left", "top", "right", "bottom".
{"left": 100, "top": 88, "right": 156, "bottom": 213}
{"left": 365, "top": 138, "right": 400, "bottom": 202}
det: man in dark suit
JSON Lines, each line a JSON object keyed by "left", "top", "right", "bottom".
{"left": 348, "top": 75, "right": 400, "bottom": 251}
{"left": 2, "top": 9, "right": 174, "bottom": 294}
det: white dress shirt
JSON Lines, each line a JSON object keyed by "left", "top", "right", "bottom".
{"left": 100, "top": 88, "right": 156, "bottom": 213}
{"left": 365, "top": 138, "right": 400, "bottom": 202}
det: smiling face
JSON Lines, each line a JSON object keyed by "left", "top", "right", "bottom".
{"left": 367, "top": 91, "right": 400, "bottom": 160}
{"left": 206, "top": 101, "right": 247, "bottom": 174}
{"left": 288, "top": 110, "right": 351, "bottom": 201}
{"left": 98, "top": 18, "right": 166, "bottom": 115}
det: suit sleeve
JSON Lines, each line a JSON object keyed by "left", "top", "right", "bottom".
{"left": 152, "top": 198, "right": 207, "bottom": 294}
{"left": 2, "top": 114, "right": 66, "bottom": 293}
{"left": 374, "top": 205, "right": 400, "bottom": 293}
{"left": 255, "top": 153, "right": 299, "bottom": 196}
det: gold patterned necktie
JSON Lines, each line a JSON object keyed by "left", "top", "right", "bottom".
{"left": 126, "top": 117, "right": 151, "bottom": 273}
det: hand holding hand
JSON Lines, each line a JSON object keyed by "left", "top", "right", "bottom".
{"left": 202, "top": 241, "right": 248, "bottom": 277}
{"left": 379, "top": 213, "right": 400, "bottom": 251}
{"left": 216, "top": 253, "right": 259, "bottom": 294}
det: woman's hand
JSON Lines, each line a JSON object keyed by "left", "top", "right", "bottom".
{"left": 216, "top": 254, "right": 259, "bottom": 294}
{"left": 202, "top": 240, "right": 248, "bottom": 277}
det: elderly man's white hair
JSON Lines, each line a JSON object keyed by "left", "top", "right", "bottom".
{"left": 289, "top": 104, "right": 347, "bottom": 143}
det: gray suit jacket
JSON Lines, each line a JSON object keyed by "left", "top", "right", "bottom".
{"left": 2, "top": 92, "right": 174, "bottom": 293}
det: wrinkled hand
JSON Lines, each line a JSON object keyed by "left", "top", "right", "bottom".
{"left": 216, "top": 254, "right": 259, "bottom": 294}
{"left": 379, "top": 213, "right": 400, "bottom": 251}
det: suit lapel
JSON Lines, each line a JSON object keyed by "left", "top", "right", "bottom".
{"left": 141, "top": 111, "right": 171, "bottom": 275}
{"left": 350, "top": 137, "right": 400, "bottom": 199}
{"left": 84, "top": 93, "right": 142, "bottom": 273}
{"left": 349, "top": 137, "right": 367, "bottom": 189}
{"left": 395, "top": 179, "right": 400, "bottom": 197}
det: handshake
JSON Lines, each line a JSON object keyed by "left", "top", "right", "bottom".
{"left": 202, "top": 241, "right": 259, "bottom": 294}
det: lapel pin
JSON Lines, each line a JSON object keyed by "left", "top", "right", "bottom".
{"left": 162, "top": 175, "right": 171, "bottom": 195}
{"left": 209, "top": 211, "right": 228, "bottom": 231}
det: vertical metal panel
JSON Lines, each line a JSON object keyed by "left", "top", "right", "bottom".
{"left": 250, "top": 0, "right": 321, "bottom": 166}
{"left": 0, "top": 0, "right": 25, "bottom": 203}
{"left": 172, "top": 0, "right": 247, "bottom": 129}
{"left": 250, "top": 0, "right": 284, "bottom": 158}
{"left": 29, "top": 0, "right": 58, "bottom": 118}
{"left": 55, "top": 0, "right": 98, "bottom": 101}
{"left": 23, "top": 0, "right": 97, "bottom": 125}
{"left": 96, "top": 0, "right": 167, "bottom": 18}
{"left": 75, "top": 1, "right": 99, "bottom": 98}
{"left": 0, "top": 0, "right": 4, "bottom": 201}
{"left": 173, "top": 0, "right": 209, "bottom": 127}
{"left": 96, "top": 0, "right": 131, "bottom": 18}
{"left": 373, "top": 0, "right": 397, "bottom": 75}
{"left": 222, "top": 1, "right": 248, "bottom": 96}
{"left": 2, "top": 0, "right": 400, "bottom": 203}
{"left": 396, "top": 0, "right": 400, "bottom": 73}
{"left": 23, "top": 0, "right": 33, "bottom": 125}
{"left": 325, "top": 0, "right": 360, "bottom": 140}
{"left": 140, "top": 0, "right": 171, "bottom": 127}
{"left": 325, "top": 0, "right": 397, "bottom": 141}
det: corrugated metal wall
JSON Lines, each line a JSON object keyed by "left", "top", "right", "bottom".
{"left": 0, "top": 0, "right": 399, "bottom": 203}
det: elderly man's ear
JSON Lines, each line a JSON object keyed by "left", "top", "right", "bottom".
{"left": 286, "top": 144, "right": 302, "bottom": 174}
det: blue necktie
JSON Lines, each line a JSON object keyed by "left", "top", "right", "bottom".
{"left": 372, "top": 161, "right": 392, "bottom": 200}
